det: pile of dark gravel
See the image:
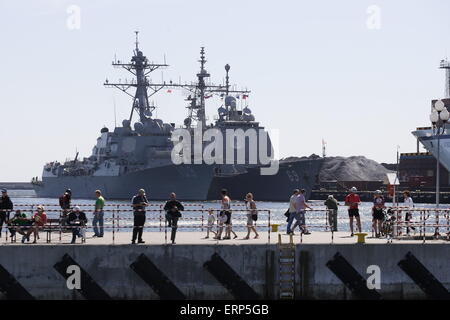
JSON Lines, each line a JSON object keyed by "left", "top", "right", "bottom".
{"left": 281, "top": 154, "right": 393, "bottom": 182}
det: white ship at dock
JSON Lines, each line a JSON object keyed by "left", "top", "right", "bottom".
{"left": 412, "top": 59, "right": 450, "bottom": 174}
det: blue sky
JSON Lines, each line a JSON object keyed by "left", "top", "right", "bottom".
{"left": 0, "top": 0, "right": 449, "bottom": 181}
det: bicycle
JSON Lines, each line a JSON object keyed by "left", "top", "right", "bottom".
{"left": 380, "top": 209, "right": 396, "bottom": 241}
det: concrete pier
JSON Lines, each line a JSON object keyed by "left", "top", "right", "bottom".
{"left": 0, "top": 232, "right": 449, "bottom": 300}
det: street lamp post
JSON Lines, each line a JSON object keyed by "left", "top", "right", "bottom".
{"left": 429, "top": 100, "right": 449, "bottom": 237}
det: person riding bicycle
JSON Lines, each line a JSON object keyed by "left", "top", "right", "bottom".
{"left": 372, "top": 190, "right": 385, "bottom": 238}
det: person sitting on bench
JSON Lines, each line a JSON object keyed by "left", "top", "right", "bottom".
{"left": 25, "top": 206, "right": 47, "bottom": 244}
{"left": 68, "top": 206, "right": 88, "bottom": 244}
{"left": 8, "top": 210, "right": 32, "bottom": 242}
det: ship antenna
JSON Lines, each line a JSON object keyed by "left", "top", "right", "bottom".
{"left": 225, "top": 64, "right": 230, "bottom": 96}
{"left": 135, "top": 30, "right": 139, "bottom": 50}
{"left": 196, "top": 47, "right": 210, "bottom": 127}
{"left": 104, "top": 32, "right": 169, "bottom": 124}
{"left": 322, "top": 139, "right": 327, "bottom": 158}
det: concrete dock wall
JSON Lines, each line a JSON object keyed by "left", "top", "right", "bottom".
{"left": 298, "top": 244, "right": 450, "bottom": 299}
{"left": 0, "top": 244, "right": 448, "bottom": 300}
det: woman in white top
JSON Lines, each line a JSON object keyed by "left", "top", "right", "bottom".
{"left": 403, "top": 190, "right": 415, "bottom": 235}
{"left": 215, "top": 189, "right": 237, "bottom": 240}
{"left": 244, "top": 193, "right": 259, "bottom": 239}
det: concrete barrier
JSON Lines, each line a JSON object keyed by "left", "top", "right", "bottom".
{"left": 0, "top": 244, "right": 448, "bottom": 300}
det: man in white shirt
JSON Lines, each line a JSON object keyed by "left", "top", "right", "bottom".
{"left": 286, "top": 189, "right": 299, "bottom": 234}
{"left": 292, "top": 189, "right": 312, "bottom": 234}
{"left": 403, "top": 190, "right": 415, "bottom": 235}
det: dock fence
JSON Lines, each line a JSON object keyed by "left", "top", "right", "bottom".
{"left": 0, "top": 203, "right": 339, "bottom": 244}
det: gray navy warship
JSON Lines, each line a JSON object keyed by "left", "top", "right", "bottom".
{"left": 32, "top": 33, "right": 323, "bottom": 200}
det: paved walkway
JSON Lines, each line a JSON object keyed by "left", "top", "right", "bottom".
{"left": 2, "top": 230, "right": 449, "bottom": 245}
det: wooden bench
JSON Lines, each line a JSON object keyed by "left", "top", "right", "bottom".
{"left": 8, "top": 218, "right": 86, "bottom": 244}
{"left": 41, "top": 219, "right": 62, "bottom": 243}
{"left": 41, "top": 218, "right": 81, "bottom": 243}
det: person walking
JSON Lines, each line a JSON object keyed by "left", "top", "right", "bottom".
{"left": 372, "top": 190, "right": 385, "bottom": 238}
{"left": 204, "top": 209, "right": 217, "bottom": 239}
{"left": 59, "top": 189, "right": 72, "bottom": 226}
{"left": 324, "top": 195, "right": 339, "bottom": 232}
{"left": 220, "top": 189, "right": 237, "bottom": 240}
{"left": 0, "top": 189, "right": 13, "bottom": 238}
{"left": 68, "top": 206, "right": 88, "bottom": 244}
{"left": 214, "top": 210, "right": 228, "bottom": 240}
{"left": 93, "top": 190, "right": 105, "bottom": 237}
{"left": 403, "top": 190, "right": 415, "bottom": 235}
{"left": 243, "top": 193, "right": 259, "bottom": 239}
{"left": 131, "top": 189, "right": 149, "bottom": 244}
{"left": 286, "top": 189, "right": 299, "bottom": 234}
{"left": 345, "top": 187, "right": 362, "bottom": 236}
{"left": 292, "top": 189, "right": 312, "bottom": 234}
{"left": 163, "top": 192, "right": 184, "bottom": 244}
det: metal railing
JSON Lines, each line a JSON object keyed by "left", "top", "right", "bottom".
{"left": 389, "top": 207, "right": 450, "bottom": 243}
{"left": 6, "top": 204, "right": 449, "bottom": 244}
{"left": 0, "top": 203, "right": 340, "bottom": 244}
{"left": 1, "top": 204, "right": 275, "bottom": 244}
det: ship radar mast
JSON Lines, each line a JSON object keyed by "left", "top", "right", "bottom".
{"left": 104, "top": 31, "right": 169, "bottom": 123}
{"left": 163, "top": 48, "right": 250, "bottom": 128}
{"left": 195, "top": 47, "right": 210, "bottom": 127}
{"left": 106, "top": 44, "right": 251, "bottom": 129}
{"left": 440, "top": 58, "right": 450, "bottom": 99}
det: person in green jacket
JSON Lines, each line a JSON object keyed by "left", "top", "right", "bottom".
{"left": 324, "top": 195, "right": 339, "bottom": 232}
{"left": 93, "top": 190, "right": 105, "bottom": 237}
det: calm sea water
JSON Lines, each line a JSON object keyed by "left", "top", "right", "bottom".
{"left": 6, "top": 190, "right": 444, "bottom": 233}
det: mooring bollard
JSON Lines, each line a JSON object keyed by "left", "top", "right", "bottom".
{"left": 354, "top": 232, "right": 368, "bottom": 244}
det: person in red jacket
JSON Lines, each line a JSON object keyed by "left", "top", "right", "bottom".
{"left": 345, "top": 187, "right": 361, "bottom": 236}
{"left": 25, "top": 205, "right": 47, "bottom": 244}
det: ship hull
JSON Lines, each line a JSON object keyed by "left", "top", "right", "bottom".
{"left": 207, "top": 159, "right": 324, "bottom": 201}
{"left": 412, "top": 127, "right": 450, "bottom": 172}
{"left": 33, "top": 164, "right": 215, "bottom": 200}
{"left": 33, "top": 159, "right": 324, "bottom": 201}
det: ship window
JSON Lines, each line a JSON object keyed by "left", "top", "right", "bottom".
{"left": 427, "top": 170, "right": 434, "bottom": 177}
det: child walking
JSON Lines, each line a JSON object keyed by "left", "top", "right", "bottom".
{"left": 204, "top": 209, "right": 217, "bottom": 239}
